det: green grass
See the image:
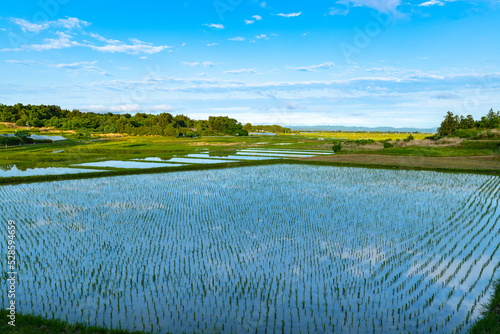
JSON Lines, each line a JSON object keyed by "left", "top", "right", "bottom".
{"left": 468, "top": 279, "right": 500, "bottom": 334}
{"left": 361, "top": 146, "right": 500, "bottom": 157}
{"left": 0, "top": 310, "right": 148, "bottom": 334}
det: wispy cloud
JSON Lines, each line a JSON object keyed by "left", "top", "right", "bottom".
{"left": 85, "top": 32, "right": 121, "bottom": 44}
{"left": 30, "top": 31, "right": 81, "bottom": 51}
{"left": 287, "top": 62, "right": 335, "bottom": 72}
{"left": 418, "top": 0, "right": 445, "bottom": 6}
{"left": 87, "top": 36, "right": 171, "bottom": 54}
{"left": 275, "top": 12, "right": 302, "bottom": 18}
{"left": 331, "top": 0, "right": 402, "bottom": 15}
{"left": 81, "top": 104, "right": 174, "bottom": 113}
{"left": 182, "top": 61, "right": 215, "bottom": 67}
{"left": 4, "top": 60, "right": 40, "bottom": 66}
{"left": 50, "top": 60, "right": 112, "bottom": 76}
{"left": 182, "top": 61, "right": 200, "bottom": 66}
{"left": 51, "top": 60, "right": 98, "bottom": 69}
{"left": 10, "top": 17, "right": 90, "bottom": 33}
{"left": 245, "top": 15, "right": 263, "bottom": 24}
{"left": 206, "top": 43, "right": 218, "bottom": 46}
{"left": 224, "top": 69, "right": 257, "bottom": 74}
{"left": 203, "top": 23, "right": 225, "bottom": 30}
{"left": 2, "top": 28, "right": 170, "bottom": 55}
{"left": 228, "top": 37, "right": 245, "bottom": 41}
{"left": 82, "top": 104, "right": 143, "bottom": 113}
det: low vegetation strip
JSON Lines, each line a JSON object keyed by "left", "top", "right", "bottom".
{"left": 0, "top": 310, "right": 148, "bottom": 334}
{"left": 468, "top": 279, "right": 500, "bottom": 333}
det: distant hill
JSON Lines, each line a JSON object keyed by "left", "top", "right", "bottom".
{"left": 289, "top": 125, "right": 437, "bottom": 133}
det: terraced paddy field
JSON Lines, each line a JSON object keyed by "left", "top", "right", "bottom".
{"left": 1, "top": 165, "right": 499, "bottom": 333}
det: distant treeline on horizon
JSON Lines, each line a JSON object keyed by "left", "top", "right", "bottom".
{"left": 0, "top": 103, "right": 291, "bottom": 137}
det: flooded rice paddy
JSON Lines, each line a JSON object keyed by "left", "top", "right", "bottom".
{"left": 1, "top": 165, "right": 499, "bottom": 333}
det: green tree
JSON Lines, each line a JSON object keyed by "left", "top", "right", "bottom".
{"left": 438, "top": 111, "right": 460, "bottom": 137}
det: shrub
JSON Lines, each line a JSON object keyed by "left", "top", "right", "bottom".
{"left": 332, "top": 142, "right": 342, "bottom": 152}
{"left": 0, "top": 136, "right": 22, "bottom": 146}
{"left": 15, "top": 130, "right": 31, "bottom": 138}
{"left": 383, "top": 142, "right": 394, "bottom": 148}
{"left": 404, "top": 134, "right": 415, "bottom": 142}
{"left": 345, "top": 139, "right": 375, "bottom": 146}
{"left": 74, "top": 131, "right": 91, "bottom": 140}
{"left": 15, "top": 119, "right": 26, "bottom": 126}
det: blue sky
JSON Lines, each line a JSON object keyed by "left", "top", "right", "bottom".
{"left": 1, "top": 0, "right": 500, "bottom": 128}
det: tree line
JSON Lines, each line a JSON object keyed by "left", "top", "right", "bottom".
{"left": 0, "top": 104, "right": 255, "bottom": 137}
{"left": 437, "top": 109, "right": 500, "bottom": 137}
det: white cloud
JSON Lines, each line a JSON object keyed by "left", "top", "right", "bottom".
{"left": 182, "top": 61, "right": 200, "bottom": 66}
{"left": 4, "top": 60, "right": 39, "bottom": 66}
{"left": 10, "top": 18, "right": 47, "bottom": 33}
{"left": 206, "top": 43, "right": 218, "bottom": 46}
{"left": 51, "top": 60, "right": 98, "bottom": 69}
{"left": 50, "top": 60, "right": 112, "bottom": 76}
{"left": 56, "top": 17, "right": 90, "bottom": 30}
{"left": 275, "top": 12, "right": 302, "bottom": 17}
{"left": 229, "top": 37, "right": 245, "bottom": 41}
{"left": 286, "top": 62, "right": 335, "bottom": 72}
{"left": 86, "top": 32, "right": 121, "bottom": 44}
{"left": 245, "top": 15, "right": 263, "bottom": 24}
{"left": 149, "top": 104, "right": 174, "bottom": 112}
{"left": 83, "top": 104, "right": 142, "bottom": 113}
{"left": 182, "top": 61, "right": 215, "bottom": 67}
{"left": 224, "top": 69, "right": 256, "bottom": 74}
{"left": 418, "top": 0, "right": 445, "bottom": 6}
{"left": 10, "top": 17, "right": 90, "bottom": 33}
{"left": 30, "top": 31, "right": 80, "bottom": 51}
{"left": 331, "top": 0, "right": 402, "bottom": 14}
{"left": 203, "top": 23, "right": 225, "bottom": 30}
{"left": 87, "top": 37, "right": 171, "bottom": 55}
{"left": 81, "top": 104, "right": 174, "bottom": 113}
{"left": 255, "top": 34, "right": 268, "bottom": 39}
{"left": 6, "top": 29, "right": 170, "bottom": 55}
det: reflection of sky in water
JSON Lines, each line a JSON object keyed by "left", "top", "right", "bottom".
{"left": 158, "top": 157, "right": 240, "bottom": 164}
{"left": 185, "top": 154, "right": 275, "bottom": 160}
{"left": 236, "top": 152, "right": 314, "bottom": 157}
{"left": 0, "top": 165, "right": 101, "bottom": 177}
{"left": 1, "top": 165, "right": 498, "bottom": 334}
{"left": 74, "top": 160, "right": 184, "bottom": 168}
{"left": 241, "top": 149, "right": 332, "bottom": 155}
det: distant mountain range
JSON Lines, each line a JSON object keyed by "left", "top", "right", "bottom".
{"left": 288, "top": 125, "right": 437, "bottom": 133}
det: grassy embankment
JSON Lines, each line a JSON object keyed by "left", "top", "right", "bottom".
{"left": 0, "top": 309, "right": 147, "bottom": 334}
{"left": 468, "top": 280, "right": 500, "bottom": 333}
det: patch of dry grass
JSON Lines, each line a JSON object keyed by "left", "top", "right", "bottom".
{"left": 298, "top": 154, "right": 500, "bottom": 171}
{"left": 392, "top": 138, "right": 464, "bottom": 148}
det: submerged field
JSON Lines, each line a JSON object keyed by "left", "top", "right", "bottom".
{"left": 1, "top": 165, "right": 499, "bottom": 333}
